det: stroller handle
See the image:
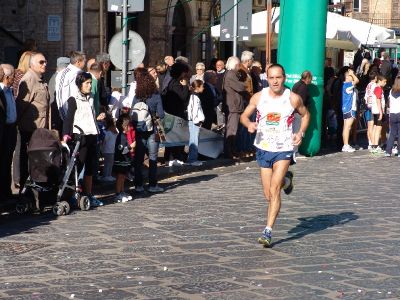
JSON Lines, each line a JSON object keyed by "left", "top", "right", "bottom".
{"left": 73, "top": 125, "right": 84, "bottom": 135}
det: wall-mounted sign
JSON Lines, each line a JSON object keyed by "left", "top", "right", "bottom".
{"left": 48, "top": 15, "right": 61, "bottom": 42}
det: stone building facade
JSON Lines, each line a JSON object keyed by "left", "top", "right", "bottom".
{"left": 0, "top": 0, "right": 103, "bottom": 78}
{"left": 343, "top": 0, "right": 400, "bottom": 29}
{"left": 0, "top": 0, "right": 216, "bottom": 76}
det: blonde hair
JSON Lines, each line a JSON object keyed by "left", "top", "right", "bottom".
{"left": 18, "top": 51, "right": 36, "bottom": 73}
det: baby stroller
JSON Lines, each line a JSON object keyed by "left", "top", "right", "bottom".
{"left": 16, "top": 127, "right": 91, "bottom": 216}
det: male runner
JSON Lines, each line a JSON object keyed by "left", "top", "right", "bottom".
{"left": 240, "top": 64, "right": 310, "bottom": 247}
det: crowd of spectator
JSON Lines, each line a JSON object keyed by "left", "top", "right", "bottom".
{"left": 1, "top": 46, "right": 399, "bottom": 207}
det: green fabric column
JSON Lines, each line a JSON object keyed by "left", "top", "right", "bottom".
{"left": 277, "top": 0, "right": 328, "bottom": 156}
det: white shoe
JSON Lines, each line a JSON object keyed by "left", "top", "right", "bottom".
{"left": 168, "top": 160, "right": 175, "bottom": 167}
{"left": 148, "top": 185, "right": 164, "bottom": 193}
{"left": 116, "top": 193, "right": 129, "bottom": 203}
{"left": 173, "top": 159, "right": 184, "bottom": 166}
{"left": 121, "top": 192, "right": 133, "bottom": 201}
{"left": 135, "top": 186, "right": 145, "bottom": 192}
{"left": 342, "top": 145, "right": 355, "bottom": 152}
{"left": 188, "top": 161, "right": 203, "bottom": 166}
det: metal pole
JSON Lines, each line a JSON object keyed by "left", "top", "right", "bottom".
{"left": 122, "top": 0, "right": 128, "bottom": 96}
{"left": 233, "top": 0, "right": 238, "bottom": 57}
{"left": 80, "top": 0, "right": 84, "bottom": 52}
{"left": 266, "top": 0, "right": 271, "bottom": 64}
{"left": 99, "top": 0, "right": 104, "bottom": 53}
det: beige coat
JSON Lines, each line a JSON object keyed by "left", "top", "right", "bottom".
{"left": 16, "top": 69, "right": 50, "bottom": 132}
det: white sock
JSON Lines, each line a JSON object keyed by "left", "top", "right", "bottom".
{"left": 265, "top": 226, "right": 272, "bottom": 232}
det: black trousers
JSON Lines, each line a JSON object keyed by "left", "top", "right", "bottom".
{"left": 0, "top": 123, "right": 17, "bottom": 199}
{"left": 19, "top": 130, "right": 33, "bottom": 191}
{"left": 224, "top": 111, "right": 240, "bottom": 158}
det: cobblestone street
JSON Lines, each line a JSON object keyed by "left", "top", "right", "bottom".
{"left": 0, "top": 151, "right": 399, "bottom": 300}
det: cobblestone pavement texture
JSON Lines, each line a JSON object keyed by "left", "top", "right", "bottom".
{"left": 0, "top": 151, "right": 399, "bottom": 299}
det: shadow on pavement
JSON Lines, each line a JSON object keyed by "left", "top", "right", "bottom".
{"left": 0, "top": 211, "right": 56, "bottom": 238}
{"left": 272, "top": 212, "right": 359, "bottom": 247}
{"left": 162, "top": 174, "right": 218, "bottom": 191}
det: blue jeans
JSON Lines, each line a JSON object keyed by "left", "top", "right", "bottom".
{"left": 386, "top": 113, "right": 400, "bottom": 154}
{"left": 188, "top": 121, "right": 200, "bottom": 162}
{"left": 134, "top": 132, "right": 159, "bottom": 187}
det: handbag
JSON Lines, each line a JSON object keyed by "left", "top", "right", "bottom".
{"left": 153, "top": 116, "right": 166, "bottom": 142}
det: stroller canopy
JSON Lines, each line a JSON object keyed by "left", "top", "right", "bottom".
{"left": 28, "top": 128, "right": 61, "bottom": 152}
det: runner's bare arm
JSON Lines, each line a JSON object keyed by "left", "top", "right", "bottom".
{"left": 240, "top": 91, "right": 261, "bottom": 133}
{"left": 290, "top": 92, "right": 310, "bottom": 146}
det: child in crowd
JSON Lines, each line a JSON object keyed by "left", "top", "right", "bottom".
{"left": 187, "top": 79, "right": 205, "bottom": 166}
{"left": 341, "top": 68, "right": 359, "bottom": 152}
{"left": 114, "top": 114, "right": 135, "bottom": 202}
{"left": 364, "top": 71, "right": 378, "bottom": 150}
{"left": 371, "top": 75, "right": 387, "bottom": 154}
{"left": 100, "top": 114, "right": 118, "bottom": 182}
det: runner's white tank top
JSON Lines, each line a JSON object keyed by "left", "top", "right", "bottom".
{"left": 254, "top": 87, "right": 295, "bottom": 152}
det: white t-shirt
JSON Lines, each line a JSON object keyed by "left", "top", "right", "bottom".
{"left": 109, "top": 91, "right": 125, "bottom": 119}
{"left": 389, "top": 91, "right": 400, "bottom": 114}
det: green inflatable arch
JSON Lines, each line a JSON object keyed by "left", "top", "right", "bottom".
{"left": 277, "top": 0, "right": 328, "bottom": 156}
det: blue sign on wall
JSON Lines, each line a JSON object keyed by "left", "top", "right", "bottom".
{"left": 48, "top": 15, "right": 61, "bottom": 42}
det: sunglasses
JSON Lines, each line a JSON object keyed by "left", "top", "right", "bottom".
{"left": 39, "top": 60, "right": 47, "bottom": 65}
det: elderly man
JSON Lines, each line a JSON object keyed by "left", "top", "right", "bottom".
{"left": 236, "top": 51, "right": 255, "bottom": 156}
{"left": 56, "top": 51, "right": 86, "bottom": 120}
{"left": 16, "top": 52, "right": 50, "bottom": 190}
{"left": 215, "top": 60, "right": 226, "bottom": 95}
{"left": 0, "top": 64, "right": 17, "bottom": 200}
{"left": 222, "top": 56, "right": 247, "bottom": 159}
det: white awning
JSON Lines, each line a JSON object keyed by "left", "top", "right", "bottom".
{"left": 211, "top": 8, "right": 397, "bottom": 50}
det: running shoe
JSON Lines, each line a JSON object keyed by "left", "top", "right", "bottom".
{"left": 342, "top": 144, "right": 356, "bottom": 152}
{"left": 88, "top": 195, "right": 104, "bottom": 207}
{"left": 384, "top": 152, "right": 391, "bottom": 157}
{"left": 187, "top": 161, "right": 203, "bottom": 166}
{"left": 135, "top": 186, "right": 145, "bottom": 192}
{"left": 371, "top": 146, "right": 385, "bottom": 155}
{"left": 121, "top": 192, "right": 133, "bottom": 201}
{"left": 115, "top": 193, "right": 129, "bottom": 203}
{"left": 148, "top": 185, "right": 164, "bottom": 193}
{"left": 283, "top": 171, "right": 294, "bottom": 195}
{"left": 258, "top": 228, "right": 272, "bottom": 247}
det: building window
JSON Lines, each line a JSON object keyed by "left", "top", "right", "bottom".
{"left": 353, "top": 0, "right": 361, "bottom": 12}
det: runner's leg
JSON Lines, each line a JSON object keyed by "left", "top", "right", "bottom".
{"left": 267, "top": 159, "right": 291, "bottom": 229}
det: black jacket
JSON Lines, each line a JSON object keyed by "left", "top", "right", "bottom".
{"left": 162, "top": 78, "right": 189, "bottom": 119}
{"left": 292, "top": 80, "right": 310, "bottom": 107}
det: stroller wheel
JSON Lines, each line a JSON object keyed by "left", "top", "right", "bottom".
{"left": 79, "top": 195, "right": 91, "bottom": 211}
{"left": 60, "top": 201, "right": 71, "bottom": 215}
{"left": 16, "top": 197, "right": 32, "bottom": 214}
{"left": 52, "top": 203, "right": 65, "bottom": 216}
